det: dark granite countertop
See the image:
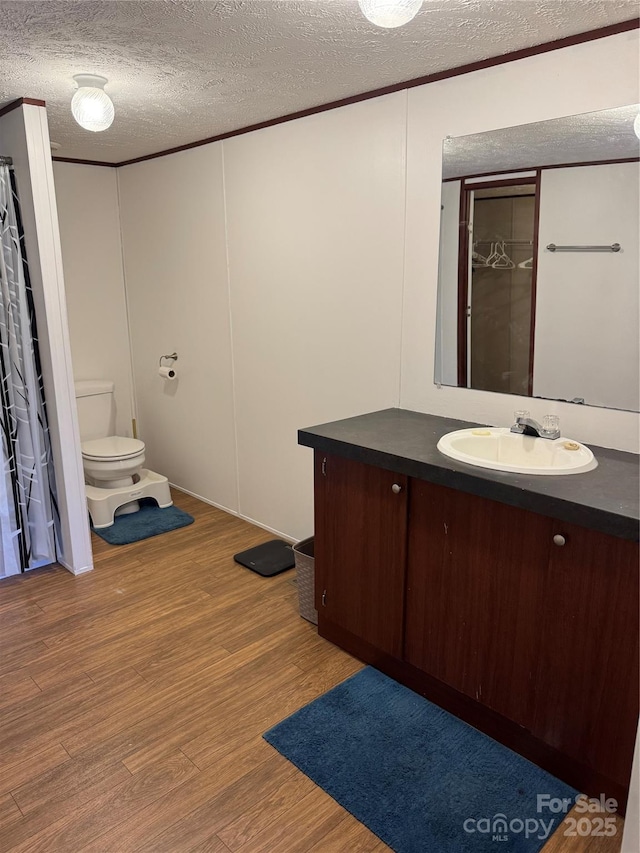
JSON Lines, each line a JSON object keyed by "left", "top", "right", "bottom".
{"left": 298, "top": 408, "right": 640, "bottom": 542}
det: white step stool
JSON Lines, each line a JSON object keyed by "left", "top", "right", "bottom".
{"left": 86, "top": 468, "right": 172, "bottom": 529}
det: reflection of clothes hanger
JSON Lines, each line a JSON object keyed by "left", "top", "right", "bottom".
{"left": 491, "top": 241, "right": 515, "bottom": 269}
{"left": 485, "top": 242, "right": 500, "bottom": 266}
{"left": 472, "top": 242, "right": 489, "bottom": 268}
{"left": 518, "top": 257, "right": 533, "bottom": 269}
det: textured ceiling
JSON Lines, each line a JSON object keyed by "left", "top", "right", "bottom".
{"left": 443, "top": 105, "right": 640, "bottom": 179}
{"left": 0, "top": 0, "right": 637, "bottom": 163}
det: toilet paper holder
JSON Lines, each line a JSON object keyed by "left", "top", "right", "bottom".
{"left": 159, "top": 352, "right": 178, "bottom": 367}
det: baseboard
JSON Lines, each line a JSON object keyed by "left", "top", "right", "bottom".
{"left": 168, "top": 483, "right": 240, "bottom": 518}
{"left": 169, "top": 483, "right": 296, "bottom": 543}
{"left": 58, "top": 558, "right": 94, "bottom": 576}
{"left": 234, "top": 512, "right": 295, "bottom": 544}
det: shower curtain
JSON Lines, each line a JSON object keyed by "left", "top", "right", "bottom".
{"left": 0, "top": 163, "right": 57, "bottom": 578}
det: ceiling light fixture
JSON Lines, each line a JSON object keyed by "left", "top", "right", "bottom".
{"left": 71, "top": 74, "right": 114, "bottom": 132}
{"left": 358, "top": 0, "right": 423, "bottom": 28}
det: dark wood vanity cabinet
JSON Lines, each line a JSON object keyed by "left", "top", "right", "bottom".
{"left": 313, "top": 451, "right": 639, "bottom": 805}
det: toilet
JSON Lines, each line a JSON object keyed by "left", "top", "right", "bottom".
{"left": 74, "top": 380, "right": 172, "bottom": 529}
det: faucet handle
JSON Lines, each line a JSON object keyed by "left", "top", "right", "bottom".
{"left": 510, "top": 410, "right": 530, "bottom": 434}
{"left": 542, "top": 414, "right": 560, "bottom": 434}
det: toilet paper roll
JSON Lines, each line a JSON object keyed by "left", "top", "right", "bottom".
{"left": 159, "top": 366, "right": 177, "bottom": 380}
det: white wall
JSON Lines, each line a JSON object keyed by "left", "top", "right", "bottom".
{"left": 0, "top": 104, "right": 92, "bottom": 575}
{"left": 117, "top": 94, "right": 407, "bottom": 540}
{"left": 223, "top": 95, "right": 406, "bottom": 537}
{"left": 53, "top": 162, "right": 134, "bottom": 436}
{"left": 534, "top": 162, "right": 639, "bottom": 410}
{"left": 402, "top": 29, "right": 640, "bottom": 451}
{"left": 117, "top": 144, "right": 239, "bottom": 518}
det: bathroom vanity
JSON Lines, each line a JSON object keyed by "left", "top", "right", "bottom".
{"left": 298, "top": 408, "right": 639, "bottom": 808}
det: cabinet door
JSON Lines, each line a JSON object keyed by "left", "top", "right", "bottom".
{"left": 533, "top": 522, "right": 639, "bottom": 787}
{"left": 314, "top": 452, "right": 407, "bottom": 658}
{"left": 404, "top": 479, "right": 551, "bottom": 729}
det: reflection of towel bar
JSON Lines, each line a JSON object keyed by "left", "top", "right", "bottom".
{"left": 546, "top": 243, "right": 621, "bottom": 253}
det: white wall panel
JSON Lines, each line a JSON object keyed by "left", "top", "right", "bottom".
{"left": 53, "top": 162, "right": 134, "bottom": 436}
{"left": 223, "top": 94, "right": 407, "bottom": 539}
{"left": 0, "top": 105, "right": 92, "bottom": 574}
{"left": 534, "top": 162, "right": 639, "bottom": 411}
{"left": 118, "top": 145, "right": 238, "bottom": 513}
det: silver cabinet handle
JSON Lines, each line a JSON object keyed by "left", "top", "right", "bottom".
{"left": 392, "top": 484, "right": 402, "bottom": 494}
{"left": 321, "top": 590, "right": 327, "bottom": 607}
{"left": 553, "top": 534, "right": 566, "bottom": 547}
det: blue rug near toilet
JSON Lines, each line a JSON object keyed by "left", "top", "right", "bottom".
{"left": 264, "top": 667, "right": 578, "bottom": 853}
{"left": 91, "top": 498, "right": 194, "bottom": 545}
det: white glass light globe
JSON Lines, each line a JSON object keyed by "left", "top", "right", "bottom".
{"left": 358, "top": 0, "right": 423, "bottom": 28}
{"left": 634, "top": 112, "right": 640, "bottom": 141}
{"left": 71, "top": 74, "right": 114, "bottom": 132}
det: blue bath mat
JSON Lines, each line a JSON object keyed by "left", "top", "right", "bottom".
{"left": 91, "top": 499, "right": 194, "bottom": 545}
{"left": 264, "top": 667, "right": 578, "bottom": 852}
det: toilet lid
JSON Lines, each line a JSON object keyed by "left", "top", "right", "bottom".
{"left": 81, "top": 436, "right": 145, "bottom": 462}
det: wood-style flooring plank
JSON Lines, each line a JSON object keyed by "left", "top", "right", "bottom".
{"left": 11, "top": 751, "right": 132, "bottom": 816}
{"left": 215, "top": 760, "right": 320, "bottom": 851}
{"left": 306, "top": 815, "right": 391, "bottom": 852}
{"left": 0, "top": 639, "right": 50, "bottom": 680}
{"left": 3, "top": 750, "right": 198, "bottom": 853}
{"left": 133, "top": 753, "right": 301, "bottom": 853}
{"left": 0, "top": 667, "right": 145, "bottom": 744}
{"left": 0, "top": 489, "right": 624, "bottom": 853}
{"left": 0, "top": 743, "right": 70, "bottom": 796}
{"left": 79, "top": 739, "right": 277, "bottom": 853}
{"left": 0, "top": 670, "right": 42, "bottom": 711}
{"left": 541, "top": 807, "right": 624, "bottom": 852}
{"left": 40, "top": 586, "right": 215, "bottom": 652}
{"left": 186, "top": 836, "right": 233, "bottom": 853}
{"left": 60, "top": 653, "right": 304, "bottom": 759}
{"left": 229, "top": 787, "right": 347, "bottom": 853}
{"left": 0, "top": 792, "right": 22, "bottom": 830}
{"left": 182, "top": 655, "right": 361, "bottom": 772}
{"left": 24, "top": 586, "right": 224, "bottom": 690}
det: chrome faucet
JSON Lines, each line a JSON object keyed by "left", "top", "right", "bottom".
{"left": 510, "top": 416, "right": 561, "bottom": 440}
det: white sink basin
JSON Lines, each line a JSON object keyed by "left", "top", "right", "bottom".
{"left": 437, "top": 428, "right": 597, "bottom": 475}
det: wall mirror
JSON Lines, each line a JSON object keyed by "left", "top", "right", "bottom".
{"left": 434, "top": 105, "right": 640, "bottom": 412}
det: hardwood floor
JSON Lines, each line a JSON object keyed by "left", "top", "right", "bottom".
{"left": 0, "top": 491, "right": 624, "bottom": 852}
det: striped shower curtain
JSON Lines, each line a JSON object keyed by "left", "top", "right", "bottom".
{"left": 0, "top": 163, "right": 58, "bottom": 578}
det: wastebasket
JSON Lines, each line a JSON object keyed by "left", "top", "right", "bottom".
{"left": 293, "top": 536, "right": 317, "bottom": 624}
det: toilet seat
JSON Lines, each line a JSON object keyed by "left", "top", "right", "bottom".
{"left": 81, "top": 435, "right": 147, "bottom": 515}
{"left": 81, "top": 436, "right": 145, "bottom": 462}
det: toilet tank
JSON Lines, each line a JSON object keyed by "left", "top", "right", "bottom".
{"left": 74, "top": 380, "right": 116, "bottom": 441}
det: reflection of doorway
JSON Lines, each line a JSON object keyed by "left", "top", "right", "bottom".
{"left": 457, "top": 177, "right": 540, "bottom": 395}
